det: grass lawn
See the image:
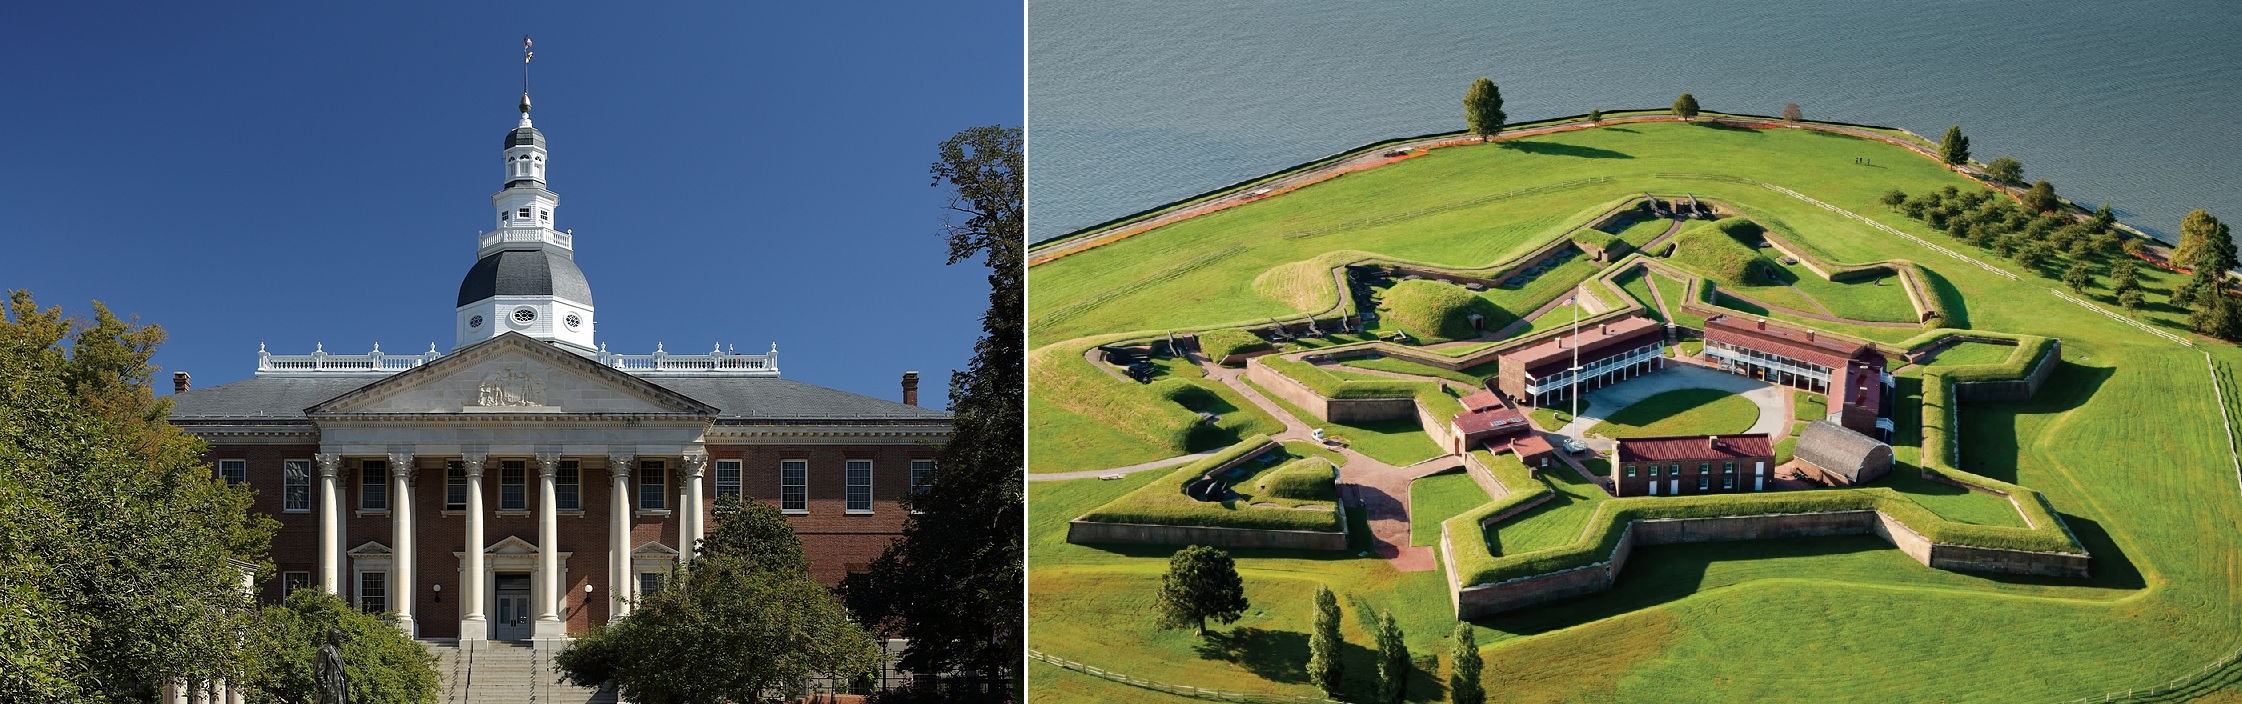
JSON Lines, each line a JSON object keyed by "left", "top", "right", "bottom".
{"left": 1614, "top": 267, "right": 1664, "bottom": 322}
{"left": 1609, "top": 216, "right": 1671, "bottom": 248}
{"left": 1648, "top": 272, "right": 1706, "bottom": 330}
{"left": 1588, "top": 388, "right": 1762, "bottom": 438}
{"left": 1527, "top": 398, "right": 1592, "bottom": 431}
{"left": 1794, "top": 389, "right": 1827, "bottom": 422}
{"left": 1774, "top": 259, "right": 1919, "bottom": 322}
{"left": 1515, "top": 302, "right": 1587, "bottom": 338}
{"left": 1408, "top": 470, "right": 1493, "bottom": 546}
{"left": 1338, "top": 355, "right": 1493, "bottom": 387}
{"left": 1030, "top": 362, "right": 1283, "bottom": 474}
{"left": 1240, "top": 377, "right": 1443, "bottom": 466}
{"left": 1927, "top": 340, "right": 2018, "bottom": 367}
{"left": 1484, "top": 456, "right": 1610, "bottom": 556}
{"left": 1481, "top": 254, "right": 1603, "bottom": 319}
{"left": 1029, "top": 120, "right": 2242, "bottom": 702}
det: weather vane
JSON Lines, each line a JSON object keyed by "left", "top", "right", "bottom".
{"left": 521, "top": 35, "right": 534, "bottom": 96}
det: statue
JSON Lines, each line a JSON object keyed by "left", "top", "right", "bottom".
{"left": 314, "top": 627, "right": 348, "bottom": 704}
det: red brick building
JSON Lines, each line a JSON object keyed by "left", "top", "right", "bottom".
{"left": 1447, "top": 390, "right": 1531, "bottom": 454}
{"left": 1495, "top": 314, "right": 1666, "bottom": 407}
{"left": 1702, "top": 315, "right": 1894, "bottom": 439}
{"left": 166, "top": 95, "right": 948, "bottom": 643}
{"left": 1611, "top": 434, "right": 1775, "bottom": 496}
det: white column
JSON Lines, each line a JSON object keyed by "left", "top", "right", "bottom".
{"left": 314, "top": 454, "right": 342, "bottom": 594}
{"left": 388, "top": 452, "right": 416, "bottom": 638}
{"left": 459, "top": 454, "right": 488, "bottom": 642}
{"left": 533, "top": 453, "right": 565, "bottom": 639}
{"left": 608, "top": 453, "right": 634, "bottom": 621}
{"left": 680, "top": 453, "right": 707, "bottom": 562}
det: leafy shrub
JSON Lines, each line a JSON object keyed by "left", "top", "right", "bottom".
{"left": 1381, "top": 279, "right": 1502, "bottom": 341}
{"left": 1198, "top": 327, "right": 1273, "bottom": 363}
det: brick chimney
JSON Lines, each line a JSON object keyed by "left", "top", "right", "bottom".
{"left": 1756, "top": 319, "right": 1767, "bottom": 330}
{"left": 1806, "top": 330, "right": 1816, "bottom": 342}
{"left": 902, "top": 371, "right": 919, "bottom": 406}
{"left": 1600, "top": 323, "right": 1610, "bottom": 335}
{"left": 1707, "top": 436, "right": 1718, "bottom": 452}
{"left": 173, "top": 371, "right": 191, "bottom": 394}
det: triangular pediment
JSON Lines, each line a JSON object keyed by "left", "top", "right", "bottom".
{"left": 632, "top": 541, "right": 679, "bottom": 558}
{"left": 347, "top": 541, "right": 391, "bottom": 557}
{"left": 306, "top": 333, "right": 716, "bottom": 416}
{"left": 486, "top": 535, "right": 541, "bottom": 556}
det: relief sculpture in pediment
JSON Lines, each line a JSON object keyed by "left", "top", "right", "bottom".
{"left": 476, "top": 367, "right": 548, "bottom": 407}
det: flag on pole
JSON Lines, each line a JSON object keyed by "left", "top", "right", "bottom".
{"left": 524, "top": 36, "right": 534, "bottom": 63}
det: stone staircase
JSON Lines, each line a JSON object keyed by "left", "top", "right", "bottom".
{"left": 427, "top": 640, "right": 615, "bottom": 704}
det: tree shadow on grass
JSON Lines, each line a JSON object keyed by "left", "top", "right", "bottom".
{"left": 1918, "top": 266, "right": 1971, "bottom": 329}
{"left": 1697, "top": 120, "right": 1764, "bottom": 134}
{"left": 1501, "top": 140, "right": 1632, "bottom": 159}
{"left": 1194, "top": 627, "right": 1312, "bottom": 683}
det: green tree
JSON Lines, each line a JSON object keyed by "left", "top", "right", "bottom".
{"left": 2023, "top": 180, "right": 2061, "bottom": 213}
{"left": 1155, "top": 546, "right": 1248, "bottom": 636}
{"left": 1939, "top": 125, "right": 1971, "bottom": 165}
{"left": 2015, "top": 243, "right": 2051, "bottom": 272}
{"left": 2119, "top": 287, "right": 2146, "bottom": 315}
{"left": 1449, "top": 624, "right": 1485, "bottom": 704}
{"left": 1375, "top": 612, "right": 1408, "bottom": 704}
{"left": 1984, "top": 156, "right": 2024, "bottom": 185}
{"left": 556, "top": 524, "right": 878, "bottom": 702}
{"left": 699, "top": 494, "right": 807, "bottom": 574}
{"left": 839, "top": 125, "right": 1022, "bottom": 695}
{"left": 1587, "top": 107, "right": 1603, "bottom": 123}
{"left": 2063, "top": 261, "right": 2095, "bottom": 293}
{"left": 2114, "top": 259, "right": 2142, "bottom": 293}
{"left": 245, "top": 589, "right": 439, "bottom": 704}
{"left": 1308, "top": 585, "right": 1343, "bottom": 697}
{"left": 1672, "top": 92, "right": 1700, "bottom": 121}
{"left": 1462, "top": 78, "right": 1506, "bottom": 142}
{"left": 1879, "top": 189, "right": 1907, "bottom": 211}
{"left": 2092, "top": 203, "right": 2117, "bottom": 232}
{"left": 2193, "top": 291, "right": 2242, "bottom": 340}
{"left": 2175, "top": 209, "right": 2236, "bottom": 276}
{"left": 0, "top": 292, "right": 278, "bottom": 702}
{"left": 1781, "top": 102, "right": 1802, "bottom": 122}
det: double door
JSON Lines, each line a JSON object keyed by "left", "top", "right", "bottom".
{"left": 493, "top": 573, "right": 533, "bottom": 640}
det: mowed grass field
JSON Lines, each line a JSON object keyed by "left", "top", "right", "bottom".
{"left": 1028, "top": 121, "right": 2242, "bottom": 702}
{"left": 1588, "top": 388, "right": 1762, "bottom": 438}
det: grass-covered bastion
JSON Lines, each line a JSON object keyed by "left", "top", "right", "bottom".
{"left": 1027, "top": 111, "right": 2242, "bottom": 704}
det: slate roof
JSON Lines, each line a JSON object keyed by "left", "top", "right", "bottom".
{"left": 167, "top": 374, "right": 948, "bottom": 423}
{"left": 457, "top": 249, "right": 594, "bottom": 307}
{"left": 1794, "top": 420, "right": 1893, "bottom": 483}
{"left": 1614, "top": 433, "right": 1773, "bottom": 463}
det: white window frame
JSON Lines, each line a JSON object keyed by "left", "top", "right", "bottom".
{"left": 281, "top": 571, "right": 311, "bottom": 598}
{"left": 638, "top": 460, "right": 668, "bottom": 512}
{"left": 357, "top": 570, "right": 388, "bottom": 614}
{"left": 556, "top": 460, "right": 581, "bottom": 511}
{"left": 845, "top": 460, "right": 874, "bottom": 514}
{"left": 638, "top": 571, "right": 665, "bottom": 597}
{"left": 218, "top": 459, "right": 247, "bottom": 486}
{"left": 283, "top": 459, "right": 312, "bottom": 512}
{"left": 714, "top": 460, "right": 742, "bottom": 499}
{"left": 359, "top": 459, "right": 388, "bottom": 511}
{"left": 909, "top": 459, "right": 936, "bottom": 495}
{"left": 499, "top": 460, "right": 527, "bottom": 511}
{"left": 445, "top": 461, "right": 468, "bottom": 511}
{"left": 780, "top": 459, "right": 808, "bottom": 514}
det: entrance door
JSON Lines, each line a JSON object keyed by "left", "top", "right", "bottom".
{"left": 1669, "top": 479, "right": 1679, "bottom": 495}
{"left": 493, "top": 573, "right": 532, "bottom": 640}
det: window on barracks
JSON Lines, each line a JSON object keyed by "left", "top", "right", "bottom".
{"left": 500, "top": 461, "right": 527, "bottom": 510}
{"left": 714, "top": 460, "right": 742, "bottom": 499}
{"left": 359, "top": 571, "right": 387, "bottom": 613}
{"left": 283, "top": 460, "right": 311, "bottom": 512}
{"left": 1625, "top": 465, "right": 1637, "bottom": 478}
{"left": 1723, "top": 476, "right": 1736, "bottom": 490}
{"left": 1698, "top": 462, "right": 1710, "bottom": 474}
{"left": 218, "top": 459, "right": 246, "bottom": 485}
{"left": 1724, "top": 462, "right": 1735, "bottom": 474}
{"left": 639, "top": 572, "right": 665, "bottom": 596}
{"left": 360, "top": 460, "right": 387, "bottom": 510}
{"left": 556, "top": 461, "right": 581, "bottom": 511}
{"left": 639, "top": 461, "right": 666, "bottom": 510}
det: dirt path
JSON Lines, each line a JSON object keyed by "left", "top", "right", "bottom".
{"left": 1027, "top": 451, "right": 1218, "bottom": 482}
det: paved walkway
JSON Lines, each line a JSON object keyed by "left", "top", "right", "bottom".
{"left": 1028, "top": 451, "right": 1218, "bottom": 482}
{"left": 1556, "top": 363, "right": 1792, "bottom": 452}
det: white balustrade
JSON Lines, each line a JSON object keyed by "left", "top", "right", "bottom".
{"left": 477, "top": 227, "right": 573, "bottom": 252}
{"left": 254, "top": 340, "right": 778, "bottom": 377}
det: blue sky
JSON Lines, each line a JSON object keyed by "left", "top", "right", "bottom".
{"left": 0, "top": 3, "right": 1020, "bottom": 407}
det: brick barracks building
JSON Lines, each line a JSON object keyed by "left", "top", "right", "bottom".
{"left": 1495, "top": 314, "right": 1665, "bottom": 407}
{"left": 166, "top": 94, "right": 949, "bottom": 643}
{"left": 1611, "top": 434, "right": 1775, "bottom": 496}
{"left": 1702, "top": 315, "right": 1895, "bottom": 439}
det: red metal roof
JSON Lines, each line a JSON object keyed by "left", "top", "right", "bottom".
{"left": 1703, "top": 315, "right": 1879, "bottom": 371}
{"left": 1453, "top": 405, "right": 1529, "bottom": 437}
{"left": 1504, "top": 433, "right": 1557, "bottom": 458}
{"left": 1500, "top": 314, "right": 1663, "bottom": 376}
{"left": 1842, "top": 359, "right": 1884, "bottom": 411}
{"left": 1614, "top": 433, "right": 1774, "bottom": 463}
{"left": 1460, "top": 389, "right": 1504, "bottom": 413}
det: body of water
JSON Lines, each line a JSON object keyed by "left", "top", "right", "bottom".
{"left": 1028, "top": 0, "right": 2242, "bottom": 243}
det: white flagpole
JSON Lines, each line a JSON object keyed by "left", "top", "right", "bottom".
{"left": 1570, "top": 283, "right": 1582, "bottom": 442}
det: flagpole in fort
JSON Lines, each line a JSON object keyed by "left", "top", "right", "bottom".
{"left": 1569, "top": 283, "right": 1582, "bottom": 443}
